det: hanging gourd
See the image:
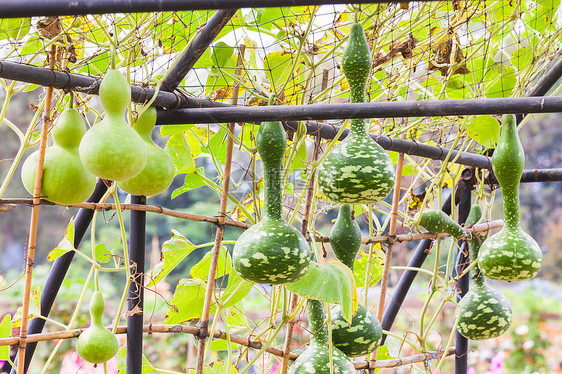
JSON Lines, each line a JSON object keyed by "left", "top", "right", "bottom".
{"left": 119, "top": 106, "right": 174, "bottom": 196}
{"left": 414, "top": 209, "right": 466, "bottom": 239}
{"left": 79, "top": 69, "right": 147, "bottom": 181}
{"left": 289, "top": 299, "right": 356, "bottom": 374}
{"left": 317, "top": 23, "right": 395, "bottom": 204}
{"left": 233, "top": 121, "right": 311, "bottom": 284}
{"left": 457, "top": 204, "right": 512, "bottom": 340}
{"left": 329, "top": 204, "right": 382, "bottom": 356}
{"left": 478, "top": 114, "right": 542, "bottom": 281}
{"left": 76, "top": 291, "right": 119, "bottom": 363}
{"left": 21, "top": 106, "right": 96, "bottom": 205}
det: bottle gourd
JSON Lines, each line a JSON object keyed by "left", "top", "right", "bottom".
{"left": 76, "top": 291, "right": 119, "bottom": 363}
{"left": 457, "top": 204, "right": 512, "bottom": 340}
{"left": 414, "top": 209, "right": 465, "bottom": 239}
{"left": 478, "top": 114, "right": 542, "bottom": 281}
{"left": 289, "top": 300, "right": 355, "bottom": 374}
{"left": 329, "top": 204, "right": 382, "bottom": 356}
{"left": 119, "top": 106, "right": 174, "bottom": 196}
{"left": 79, "top": 69, "right": 147, "bottom": 181}
{"left": 233, "top": 121, "right": 310, "bottom": 284}
{"left": 21, "top": 107, "right": 96, "bottom": 205}
{"left": 318, "top": 23, "right": 395, "bottom": 204}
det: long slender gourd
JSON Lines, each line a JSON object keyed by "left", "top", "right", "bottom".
{"left": 478, "top": 114, "right": 542, "bottom": 281}
{"left": 288, "top": 299, "right": 355, "bottom": 374}
{"left": 414, "top": 209, "right": 466, "bottom": 239}
{"left": 457, "top": 204, "right": 512, "bottom": 340}
{"left": 318, "top": 23, "right": 395, "bottom": 204}
{"left": 233, "top": 121, "right": 311, "bottom": 284}
{"left": 329, "top": 204, "right": 382, "bottom": 356}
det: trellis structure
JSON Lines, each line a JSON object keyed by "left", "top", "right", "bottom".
{"left": 1, "top": 1, "right": 562, "bottom": 374}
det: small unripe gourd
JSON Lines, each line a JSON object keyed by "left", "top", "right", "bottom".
{"left": 76, "top": 291, "right": 118, "bottom": 363}
{"left": 329, "top": 204, "right": 382, "bottom": 356}
{"left": 233, "top": 121, "right": 310, "bottom": 284}
{"left": 478, "top": 114, "right": 542, "bottom": 281}
{"left": 318, "top": 23, "right": 395, "bottom": 204}
{"left": 79, "top": 69, "right": 147, "bottom": 181}
{"left": 21, "top": 108, "right": 96, "bottom": 205}
{"left": 119, "top": 107, "right": 174, "bottom": 196}
{"left": 457, "top": 204, "right": 512, "bottom": 340}
{"left": 289, "top": 300, "right": 355, "bottom": 374}
{"left": 414, "top": 209, "right": 466, "bottom": 239}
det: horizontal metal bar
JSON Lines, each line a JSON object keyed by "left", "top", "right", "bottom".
{"left": 1, "top": 0, "right": 438, "bottom": 18}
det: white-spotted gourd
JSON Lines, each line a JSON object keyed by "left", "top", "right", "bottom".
{"left": 415, "top": 209, "right": 466, "bottom": 239}
{"left": 233, "top": 121, "right": 310, "bottom": 284}
{"left": 289, "top": 300, "right": 355, "bottom": 374}
{"left": 79, "top": 69, "right": 147, "bottom": 181}
{"left": 329, "top": 204, "right": 382, "bottom": 356}
{"left": 76, "top": 291, "right": 119, "bottom": 363}
{"left": 21, "top": 107, "right": 96, "bottom": 204}
{"left": 317, "top": 23, "right": 395, "bottom": 204}
{"left": 119, "top": 107, "right": 174, "bottom": 196}
{"left": 478, "top": 114, "right": 542, "bottom": 281}
{"left": 457, "top": 204, "right": 512, "bottom": 340}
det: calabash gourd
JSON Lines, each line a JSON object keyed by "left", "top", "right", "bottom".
{"left": 478, "top": 114, "right": 542, "bottom": 281}
{"left": 329, "top": 204, "right": 382, "bottom": 356}
{"left": 233, "top": 121, "right": 311, "bottom": 284}
{"left": 415, "top": 209, "right": 465, "bottom": 239}
{"left": 289, "top": 300, "right": 355, "bottom": 374}
{"left": 79, "top": 69, "right": 147, "bottom": 181}
{"left": 119, "top": 107, "right": 174, "bottom": 196}
{"left": 21, "top": 107, "right": 96, "bottom": 205}
{"left": 76, "top": 291, "right": 119, "bottom": 363}
{"left": 318, "top": 23, "right": 395, "bottom": 204}
{"left": 457, "top": 204, "right": 512, "bottom": 340}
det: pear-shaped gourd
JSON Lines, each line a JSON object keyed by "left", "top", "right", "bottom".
{"left": 233, "top": 121, "right": 310, "bottom": 284}
{"left": 21, "top": 108, "right": 96, "bottom": 204}
{"left": 318, "top": 23, "right": 395, "bottom": 204}
{"left": 289, "top": 300, "right": 355, "bottom": 374}
{"left": 329, "top": 204, "right": 382, "bottom": 356}
{"left": 76, "top": 291, "right": 119, "bottom": 363}
{"left": 79, "top": 69, "right": 147, "bottom": 181}
{"left": 478, "top": 114, "right": 542, "bottom": 281}
{"left": 119, "top": 107, "right": 174, "bottom": 196}
{"left": 415, "top": 209, "right": 466, "bottom": 239}
{"left": 457, "top": 204, "right": 512, "bottom": 340}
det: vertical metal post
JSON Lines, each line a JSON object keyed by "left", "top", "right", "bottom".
{"left": 127, "top": 195, "right": 146, "bottom": 374}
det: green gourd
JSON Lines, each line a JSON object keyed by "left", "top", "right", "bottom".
{"left": 79, "top": 69, "right": 147, "bottom": 181}
{"left": 289, "top": 300, "right": 355, "bottom": 374}
{"left": 414, "top": 209, "right": 466, "bottom": 239}
{"left": 76, "top": 291, "right": 119, "bottom": 363}
{"left": 119, "top": 107, "right": 174, "bottom": 196}
{"left": 318, "top": 23, "right": 395, "bottom": 204}
{"left": 478, "top": 114, "right": 542, "bottom": 281}
{"left": 329, "top": 204, "right": 382, "bottom": 356}
{"left": 233, "top": 121, "right": 311, "bottom": 284}
{"left": 21, "top": 107, "right": 96, "bottom": 205}
{"left": 457, "top": 204, "right": 512, "bottom": 340}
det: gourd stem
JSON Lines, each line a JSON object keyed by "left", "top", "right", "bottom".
{"left": 307, "top": 299, "right": 328, "bottom": 346}
{"left": 263, "top": 165, "right": 283, "bottom": 220}
{"left": 349, "top": 118, "right": 367, "bottom": 135}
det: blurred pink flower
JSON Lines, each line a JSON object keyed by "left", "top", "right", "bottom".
{"left": 61, "top": 351, "right": 118, "bottom": 373}
{"left": 486, "top": 351, "right": 506, "bottom": 374}
{"left": 267, "top": 361, "right": 280, "bottom": 374}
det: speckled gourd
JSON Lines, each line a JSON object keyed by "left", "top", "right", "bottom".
{"left": 79, "top": 69, "right": 147, "bottom": 181}
{"left": 76, "top": 291, "right": 119, "bottom": 363}
{"left": 119, "top": 107, "right": 174, "bottom": 196}
{"left": 289, "top": 300, "right": 355, "bottom": 374}
{"left": 457, "top": 204, "right": 512, "bottom": 340}
{"left": 21, "top": 107, "right": 96, "bottom": 205}
{"left": 232, "top": 121, "right": 311, "bottom": 284}
{"left": 329, "top": 204, "right": 382, "bottom": 356}
{"left": 317, "top": 23, "right": 395, "bottom": 204}
{"left": 478, "top": 114, "right": 542, "bottom": 281}
{"left": 415, "top": 209, "right": 466, "bottom": 239}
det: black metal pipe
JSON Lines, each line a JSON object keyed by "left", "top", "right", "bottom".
{"left": 162, "top": 9, "right": 238, "bottom": 92}
{"left": 520, "top": 168, "right": 562, "bottom": 183}
{"left": 127, "top": 195, "right": 146, "bottom": 374}
{"left": 10, "top": 180, "right": 109, "bottom": 374}
{"left": 1, "top": 0, "right": 438, "bottom": 18}
{"left": 0, "top": 60, "right": 229, "bottom": 109}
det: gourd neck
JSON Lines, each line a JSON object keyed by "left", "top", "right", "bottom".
{"left": 263, "top": 162, "right": 283, "bottom": 220}
{"left": 89, "top": 291, "right": 105, "bottom": 327}
{"left": 502, "top": 188, "right": 520, "bottom": 230}
{"left": 307, "top": 299, "right": 328, "bottom": 346}
{"left": 349, "top": 118, "right": 367, "bottom": 136}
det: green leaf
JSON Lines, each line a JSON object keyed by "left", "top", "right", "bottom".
{"left": 224, "top": 307, "right": 248, "bottom": 328}
{"left": 149, "top": 230, "right": 197, "bottom": 286}
{"left": 165, "top": 133, "right": 196, "bottom": 174}
{"left": 486, "top": 66, "right": 516, "bottom": 99}
{"left": 171, "top": 169, "right": 207, "bottom": 199}
{"left": 94, "top": 243, "right": 112, "bottom": 263}
{"left": 47, "top": 218, "right": 75, "bottom": 261}
{"left": 511, "top": 47, "right": 533, "bottom": 71}
{"left": 187, "top": 360, "right": 238, "bottom": 374}
{"left": 353, "top": 250, "right": 384, "bottom": 287}
{"left": 160, "top": 124, "right": 194, "bottom": 137}
{"left": 164, "top": 279, "right": 208, "bottom": 324}
{"left": 207, "top": 339, "right": 235, "bottom": 351}
{"left": 466, "top": 115, "right": 500, "bottom": 148}
{"left": 290, "top": 139, "right": 308, "bottom": 171}
{"left": 209, "top": 128, "right": 228, "bottom": 164}
{"left": 219, "top": 271, "right": 253, "bottom": 309}
{"left": 0, "top": 314, "right": 12, "bottom": 361}
{"left": 190, "top": 246, "right": 232, "bottom": 280}
{"left": 286, "top": 259, "right": 357, "bottom": 323}
{"left": 0, "top": 18, "right": 30, "bottom": 40}
{"left": 260, "top": 8, "right": 283, "bottom": 30}
{"left": 117, "top": 347, "right": 156, "bottom": 374}
{"left": 264, "top": 50, "right": 294, "bottom": 87}
{"left": 374, "top": 345, "right": 394, "bottom": 373}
